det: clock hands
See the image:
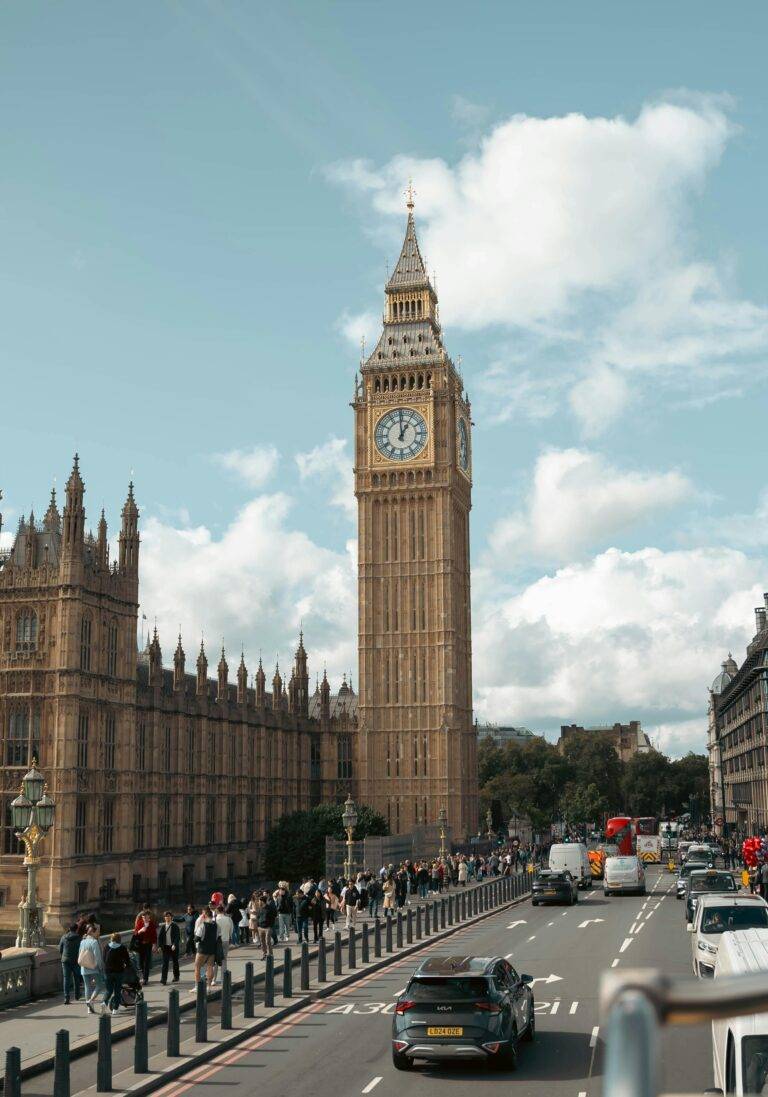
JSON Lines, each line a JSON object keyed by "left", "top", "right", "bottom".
{"left": 398, "top": 409, "right": 405, "bottom": 442}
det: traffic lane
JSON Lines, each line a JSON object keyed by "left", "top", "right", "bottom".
{"left": 608, "top": 869, "right": 714, "bottom": 1096}
{"left": 159, "top": 883, "right": 643, "bottom": 1097}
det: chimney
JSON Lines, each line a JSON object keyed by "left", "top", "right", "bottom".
{"left": 756, "top": 607, "right": 767, "bottom": 634}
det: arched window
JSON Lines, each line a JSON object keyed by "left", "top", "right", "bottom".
{"left": 107, "top": 621, "right": 118, "bottom": 677}
{"left": 80, "top": 615, "right": 92, "bottom": 672}
{"left": 374, "top": 379, "right": 381, "bottom": 393}
{"left": 15, "top": 611, "right": 38, "bottom": 652}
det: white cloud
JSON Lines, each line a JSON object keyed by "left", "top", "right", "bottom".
{"left": 472, "top": 544, "right": 765, "bottom": 756}
{"left": 645, "top": 718, "right": 708, "bottom": 758}
{"left": 139, "top": 491, "right": 356, "bottom": 684}
{"left": 213, "top": 445, "right": 279, "bottom": 489}
{"left": 487, "top": 448, "right": 693, "bottom": 565}
{"left": 295, "top": 437, "right": 356, "bottom": 521}
{"left": 0, "top": 531, "right": 12, "bottom": 552}
{"left": 336, "top": 309, "right": 380, "bottom": 354}
{"left": 329, "top": 95, "right": 768, "bottom": 435}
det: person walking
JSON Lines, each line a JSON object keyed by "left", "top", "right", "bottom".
{"left": 134, "top": 909, "right": 157, "bottom": 984}
{"left": 194, "top": 907, "right": 218, "bottom": 988}
{"left": 325, "top": 886, "right": 340, "bottom": 928}
{"left": 295, "top": 886, "right": 311, "bottom": 943}
{"left": 78, "top": 924, "right": 104, "bottom": 1013}
{"left": 157, "top": 911, "right": 181, "bottom": 984}
{"left": 458, "top": 857, "right": 468, "bottom": 887}
{"left": 59, "top": 924, "right": 82, "bottom": 1005}
{"left": 225, "top": 894, "right": 241, "bottom": 945}
{"left": 247, "top": 892, "right": 260, "bottom": 944}
{"left": 310, "top": 888, "right": 325, "bottom": 942}
{"left": 417, "top": 862, "right": 430, "bottom": 900}
{"left": 213, "top": 904, "right": 233, "bottom": 984}
{"left": 341, "top": 879, "right": 360, "bottom": 929}
{"left": 183, "top": 904, "right": 197, "bottom": 956}
{"left": 382, "top": 874, "right": 396, "bottom": 914}
{"left": 275, "top": 882, "right": 293, "bottom": 943}
{"left": 368, "top": 875, "right": 383, "bottom": 920}
{"left": 102, "top": 933, "right": 132, "bottom": 1015}
{"left": 256, "top": 891, "right": 277, "bottom": 959}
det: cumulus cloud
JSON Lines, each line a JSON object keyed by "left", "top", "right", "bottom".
{"left": 329, "top": 95, "right": 768, "bottom": 434}
{"left": 139, "top": 491, "right": 356, "bottom": 686}
{"left": 213, "top": 444, "right": 279, "bottom": 489}
{"left": 487, "top": 448, "right": 693, "bottom": 566}
{"left": 472, "top": 544, "right": 765, "bottom": 756}
{"left": 336, "top": 309, "right": 380, "bottom": 353}
{"left": 295, "top": 437, "right": 356, "bottom": 521}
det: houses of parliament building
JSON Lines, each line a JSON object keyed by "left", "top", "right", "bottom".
{"left": 0, "top": 202, "right": 478, "bottom": 935}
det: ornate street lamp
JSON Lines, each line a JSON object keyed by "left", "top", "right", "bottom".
{"left": 342, "top": 794, "right": 358, "bottom": 880}
{"left": 13, "top": 758, "right": 56, "bottom": 948}
{"left": 486, "top": 807, "right": 493, "bottom": 841}
{"left": 438, "top": 806, "right": 448, "bottom": 859}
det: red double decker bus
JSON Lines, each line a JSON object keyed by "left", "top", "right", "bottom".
{"left": 605, "top": 815, "right": 634, "bottom": 855}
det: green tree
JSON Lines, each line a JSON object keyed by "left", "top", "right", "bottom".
{"left": 623, "top": 751, "right": 672, "bottom": 816}
{"left": 264, "top": 802, "right": 388, "bottom": 881}
{"left": 561, "top": 732, "right": 624, "bottom": 807}
{"left": 668, "top": 753, "right": 710, "bottom": 817}
{"left": 479, "top": 739, "right": 570, "bottom": 831}
{"left": 478, "top": 737, "right": 506, "bottom": 786}
{"left": 561, "top": 781, "right": 609, "bottom": 826}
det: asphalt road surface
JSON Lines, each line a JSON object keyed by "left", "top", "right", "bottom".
{"left": 147, "top": 868, "right": 713, "bottom": 1097}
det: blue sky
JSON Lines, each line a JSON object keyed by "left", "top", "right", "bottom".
{"left": 2, "top": 2, "right": 767, "bottom": 755}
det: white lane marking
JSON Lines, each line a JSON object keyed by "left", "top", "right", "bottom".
{"left": 362, "top": 1080, "right": 382, "bottom": 1094}
{"left": 561, "top": 912, "right": 568, "bottom": 917}
{"left": 504, "top": 952, "right": 514, "bottom": 959}
{"left": 590, "top": 1025, "right": 599, "bottom": 1047}
{"left": 578, "top": 1092, "right": 587, "bottom": 1097}
{"left": 550, "top": 999, "right": 560, "bottom": 1015}
{"left": 578, "top": 918, "right": 605, "bottom": 928}
{"left": 645, "top": 910, "right": 654, "bottom": 920}
{"left": 619, "top": 937, "right": 633, "bottom": 953}
{"left": 611, "top": 958, "right": 620, "bottom": 968}
{"left": 548, "top": 921, "right": 555, "bottom": 926}
{"left": 570, "top": 1000, "right": 579, "bottom": 1014}
{"left": 528, "top": 935, "right": 536, "bottom": 940}
{"left": 507, "top": 919, "right": 527, "bottom": 929}
{"left": 629, "top": 922, "right": 637, "bottom": 934}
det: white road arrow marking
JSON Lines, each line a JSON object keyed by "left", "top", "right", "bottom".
{"left": 507, "top": 919, "right": 528, "bottom": 929}
{"left": 530, "top": 974, "right": 563, "bottom": 986}
{"left": 577, "top": 918, "right": 605, "bottom": 928}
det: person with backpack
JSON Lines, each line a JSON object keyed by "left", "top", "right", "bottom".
{"left": 256, "top": 891, "right": 277, "bottom": 959}
{"left": 194, "top": 907, "right": 219, "bottom": 988}
{"left": 103, "top": 932, "right": 132, "bottom": 1015}
{"left": 78, "top": 924, "right": 105, "bottom": 1013}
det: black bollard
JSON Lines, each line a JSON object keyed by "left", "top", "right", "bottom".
{"left": 54, "top": 1029, "right": 70, "bottom": 1097}
{"left": 221, "top": 970, "right": 232, "bottom": 1029}
{"left": 334, "top": 931, "right": 342, "bottom": 975}
{"left": 374, "top": 917, "right": 382, "bottom": 957}
{"left": 361, "top": 922, "right": 370, "bottom": 963}
{"left": 4, "top": 1048, "right": 21, "bottom": 1097}
{"left": 134, "top": 998, "right": 149, "bottom": 1073}
{"left": 473, "top": 888, "right": 479, "bottom": 916}
{"left": 479, "top": 886, "right": 485, "bottom": 913}
{"left": 406, "top": 908, "right": 414, "bottom": 942}
{"left": 415, "top": 906, "right": 422, "bottom": 939}
{"left": 283, "top": 948, "right": 293, "bottom": 998}
{"left": 396, "top": 912, "right": 403, "bottom": 948}
{"left": 461, "top": 892, "right": 467, "bottom": 920}
{"left": 318, "top": 936, "right": 327, "bottom": 982}
{"left": 96, "top": 1014, "right": 112, "bottom": 1092}
{"left": 195, "top": 977, "right": 208, "bottom": 1043}
{"left": 167, "top": 989, "right": 181, "bottom": 1056}
{"left": 264, "top": 955, "right": 275, "bottom": 1007}
{"left": 244, "top": 962, "right": 255, "bottom": 1019}
{"left": 301, "top": 941, "right": 310, "bottom": 989}
{"left": 447, "top": 896, "right": 454, "bottom": 926}
{"left": 385, "top": 912, "right": 393, "bottom": 953}
{"left": 425, "top": 904, "right": 432, "bottom": 936}
{"left": 348, "top": 925, "right": 357, "bottom": 969}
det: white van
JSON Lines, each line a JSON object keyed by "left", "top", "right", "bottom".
{"left": 604, "top": 855, "right": 645, "bottom": 896}
{"left": 548, "top": 843, "right": 592, "bottom": 889}
{"left": 713, "top": 928, "right": 768, "bottom": 1094}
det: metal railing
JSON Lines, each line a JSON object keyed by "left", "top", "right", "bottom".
{"left": 601, "top": 968, "right": 768, "bottom": 1097}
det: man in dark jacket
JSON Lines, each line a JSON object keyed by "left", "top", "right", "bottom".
{"left": 157, "top": 911, "right": 181, "bottom": 983}
{"left": 58, "top": 924, "right": 82, "bottom": 1004}
{"left": 103, "top": 933, "right": 132, "bottom": 1014}
{"left": 256, "top": 892, "right": 277, "bottom": 959}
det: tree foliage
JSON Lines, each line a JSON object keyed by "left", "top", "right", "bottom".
{"left": 264, "top": 802, "right": 388, "bottom": 881}
{"left": 479, "top": 734, "right": 710, "bottom": 830}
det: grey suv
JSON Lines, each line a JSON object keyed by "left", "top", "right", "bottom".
{"left": 392, "top": 955, "right": 535, "bottom": 1071}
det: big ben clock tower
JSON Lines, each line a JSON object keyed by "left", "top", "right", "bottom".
{"left": 353, "top": 192, "right": 478, "bottom": 838}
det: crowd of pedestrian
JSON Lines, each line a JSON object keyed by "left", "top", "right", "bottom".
{"left": 57, "top": 848, "right": 531, "bottom": 1012}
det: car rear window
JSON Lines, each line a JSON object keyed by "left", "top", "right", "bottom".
{"left": 690, "top": 874, "right": 735, "bottom": 893}
{"left": 702, "top": 906, "right": 768, "bottom": 932}
{"left": 538, "top": 873, "right": 567, "bottom": 882}
{"left": 610, "top": 858, "right": 637, "bottom": 870}
{"left": 408, "top": 977, "right": 490, "bottom": 1001}
{"left": 682, "top": 862, "right": 709, "bottom": 876}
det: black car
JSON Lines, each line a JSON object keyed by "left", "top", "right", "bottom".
{"left": 676, "top": 860, "right": 712, "bottom": 899}
{"left": 531, "top": 870, "right": 579, "bottom": 906}
{"left": 685, "top": 869, "right": 737, "bottom": 923}
{"left": 392, "top": 955, "right": 535, "bottom": 1071}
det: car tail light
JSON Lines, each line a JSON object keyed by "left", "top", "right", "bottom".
{"left": 395, "top": 1000, "right": 416, "bottom": 1015}
{"left": 393, "top": 1040, "right": 409, "bottom": 1051}
{"left": 474, "top": 1001, "right": 501, "bottom": 1013}
{"left": 482, "top": 1042, "right": 501, "bottom": 1053}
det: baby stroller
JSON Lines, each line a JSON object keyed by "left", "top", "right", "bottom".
{"left": 120, "top": 953, "right": 145, "bottom": 1009}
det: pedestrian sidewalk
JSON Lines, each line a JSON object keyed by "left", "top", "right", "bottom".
{"left": 0, "top": 876, "right": 511, "bottom": 1074}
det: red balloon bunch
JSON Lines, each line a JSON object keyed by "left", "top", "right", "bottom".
{"left": 742, "top": 837, "right": 763, "bottom": 867}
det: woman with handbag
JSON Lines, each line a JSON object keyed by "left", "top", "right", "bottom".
{"left": 78, "top": 925, "right": 105, "bottom": 1014}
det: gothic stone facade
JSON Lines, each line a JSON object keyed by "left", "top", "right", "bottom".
{"left": 0, "top": 461, "right": 356, "bottom": 936}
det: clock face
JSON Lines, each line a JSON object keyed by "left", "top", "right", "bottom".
{"left": 458, "top": 416, "right": 470, "bottom": 471}
{"left": 375, "top": 407, "right": 428, "bottom": 462}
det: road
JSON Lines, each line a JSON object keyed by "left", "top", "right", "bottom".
{"left": 147, "top": 868, "right": 713, "bottom": 1097}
